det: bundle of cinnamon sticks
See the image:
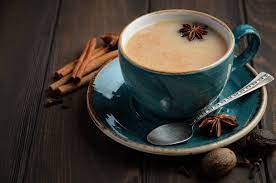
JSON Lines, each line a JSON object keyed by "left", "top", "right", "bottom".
{"left": 48, "top": 33, "right": 119, "bottom": 96}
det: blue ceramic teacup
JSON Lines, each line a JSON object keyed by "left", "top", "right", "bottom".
{"left": 119, "top": 9, "right": 260, "bottom": 120}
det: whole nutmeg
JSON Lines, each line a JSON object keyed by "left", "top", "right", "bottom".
{"left": 201, "top": 148, "right": 237, "bottom": 178}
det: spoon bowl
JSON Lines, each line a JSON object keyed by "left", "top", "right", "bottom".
{"left": 147, "top": 123, "right": 193, "bottom": 146}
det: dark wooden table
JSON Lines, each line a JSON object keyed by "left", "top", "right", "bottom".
{"left": 1, "top": 0, "right": 275, "bottom": 182}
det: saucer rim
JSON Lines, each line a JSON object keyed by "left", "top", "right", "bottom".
{"left": 86, "top": 61, "right": 267, "bottom": 156}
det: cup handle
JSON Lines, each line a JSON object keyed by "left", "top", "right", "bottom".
{"left": 232, "top": 24, "right": 260, "bottom": 71}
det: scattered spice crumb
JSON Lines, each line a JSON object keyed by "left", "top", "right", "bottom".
{"left": 45, "top": 97, "right": 63, "bottom": 107}
{"left": 236, "top": 159, "right": 251, "bottom": 168}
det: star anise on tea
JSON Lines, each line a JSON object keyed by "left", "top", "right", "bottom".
{"left": 198, "top": 114, "right": 238, "bottom": 137}
{"left": 179, "top": 23, "right": 208, "bottom": 41}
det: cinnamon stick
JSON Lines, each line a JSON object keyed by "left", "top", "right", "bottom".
{"left": 74, "top": 50, "right": 118, "bottom": 82}
{"left": 54, "top": 46, "right": 107, "bottom": 79}
{"left": 85, "top": 39, "right": 98, "bottom": 59}
{"left": 88, "top": 46, "right": 110, "bottom": 62}
{"left": 55, "top": 60, "right": 77, "bottom": 79}
{"left": 72, "top": 38, "right": 96, "bottom": 78}
{"left": 73, "top": 46, "right": 110, "bottom": 81}
{"left": 57, "top": 69, "right": 99, "bottom": 95}
{"left": 49, "top": 74, "right": 71, "bottom": 91}
{"left": 49, "top": 47, "right": 111, "bottom": 91}
{"left": 54, "top": 33, "right": 119, "bottom": 79}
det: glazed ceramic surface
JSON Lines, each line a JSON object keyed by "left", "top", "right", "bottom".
{"left": 119, "top": 9, "right": 260, "bottom": 119}
{"left": 87, "top": 58, "right": 267, "bottom": 155}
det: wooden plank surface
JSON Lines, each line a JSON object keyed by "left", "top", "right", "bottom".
{"left": 244, "top": 0, "right": 276, "bottom": 182}
{"left": 22, "top": 0, "right": 147, "bottom": 183}
{"left": 150, "top": 0, "right": 246, "bottom": 27}
{"left": 0, "top": 0, "right": 60, "bottom": 182}
{"left": 0, "top": 0, "right": 274, "bottom": 183}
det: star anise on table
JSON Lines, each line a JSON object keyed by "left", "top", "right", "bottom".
{"left": 198, "top": 114, "right": 238, "bottom": 137}
{"left": 179, "top": 23, "right": 208, "bottom": 41}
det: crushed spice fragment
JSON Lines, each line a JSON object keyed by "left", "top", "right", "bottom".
{"left": 45, "top": 97, "right": 63, "bottom": 107}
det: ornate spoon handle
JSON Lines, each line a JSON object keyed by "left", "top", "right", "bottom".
{"left": 192, "top": 72, "right": 274, "bottom": 125}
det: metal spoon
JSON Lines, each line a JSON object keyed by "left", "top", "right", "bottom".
{"left": 147, "top": 72, "right": 274, "bottom": 146}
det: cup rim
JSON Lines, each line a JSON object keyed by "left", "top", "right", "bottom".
{"left": 119, "top": 9, "right": 235, "bottom": 75}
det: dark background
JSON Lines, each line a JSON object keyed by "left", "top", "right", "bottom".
{"left": 0, "top": 0, "right": 275, "bottom": 182}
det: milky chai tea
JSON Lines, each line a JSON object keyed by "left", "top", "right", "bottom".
{"left": 125, "top": 20, "right": 227, "bottom": 73}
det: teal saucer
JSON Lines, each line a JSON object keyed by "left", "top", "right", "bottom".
{"left": 87, "top": 58, "right": 267, "bottom": 155}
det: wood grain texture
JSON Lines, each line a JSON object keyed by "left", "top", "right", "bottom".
{"left": 0, "top": 0, "right": 60, "bottom": 182}
{"left": 22, "top": 0, "right": 147, "bottom": 183}
{"left": 150, "top": 0, "right": 245, "bottom": 28}
{"left": 244, "top": 0, "right": 276, "bottom": 182}
{"left": 142, "top": 155, "right": 265, "bottom": 183}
